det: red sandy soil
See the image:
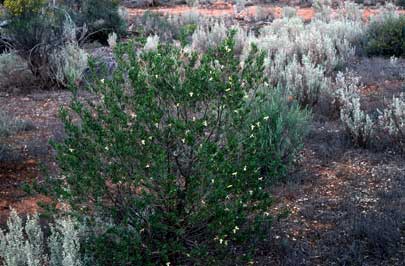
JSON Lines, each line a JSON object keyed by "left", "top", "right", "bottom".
{"left": 127, "top": 3, "right": 314, "bottom": 21}
{"left": 127, "top": 3, "right": 405, "bottom": 21}
{"left": 0, "top": 160, "right": 51, "bottom": 222}
{"left": 0, "top": 91, "right": 72, "bottom": 221}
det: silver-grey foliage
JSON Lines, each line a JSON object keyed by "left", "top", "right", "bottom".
{"left": 0, "top": 209, "right": 83, "bottom": 266}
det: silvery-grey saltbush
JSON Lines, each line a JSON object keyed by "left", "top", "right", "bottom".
{"left": 143, "top": 35, "right": 160, "bottom": 51}
{"left": 240, "top": 2, "right": 365, "bottom": 108}
{"left": 282, "top": 6, "right": 297, "bottom": 18}
{"left": 0, "top": 111, "right": 30, "bottom": 138}
{"left": 191, "top": 20, "right": 247, "bottom": 54}
{"left": 107, "top": 32, "right": 118, "bottom": 49}
{"left": 50, "top": 43, "right": 88, "bottom": 86}
{"left": 284, "top": 55, "right": 329, "bottom": 106}
{"left": 334, "top": 71, "right": 374, "bottom": 147}
{"left": 191, "top": 19, "right": 227, "bottom": 52}
{"left": 378, "top": 94, "right": 405, "bottom": 149}
{"left": 0, "top": 51, "right": 34, "bottom": 90}
{"left": 0, "top": 209, "right": 83, "bottom": 266}
{"left": 334, "top": 71, "right": 362, "bottom": 109}
{"left": 336, "top": 76, "right": 375, "bottom": 147}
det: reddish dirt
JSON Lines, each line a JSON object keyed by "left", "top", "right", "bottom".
{"left": 127, "top": 3, "right": 405, "bottom": 21}
{"left": 0, "top": 90, "right": 72, "bottom": 222}
{"left": 127, "top": 4, "right": 314, "bottom": 21}
{"left": 0, "top": 160, "right": 51, "bottom": 222}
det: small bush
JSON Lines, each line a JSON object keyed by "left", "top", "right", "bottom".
{"left": 333, "top": 71, "right": 362, "bottom": 114}
{"left": 335, "top": 71, "right": 375, "bottom": 147}
{"left": 245, "top": 87, "right": 311, "bottom": 177}
{"left": 45, "top": 34, "right": 310, "bottom": 265}
{"left": 253, "top": 6, "right": 274, "bottom": 22}
{"left": 284, "top": 55, "right": 329, "bottom": 107}
{"left": 365, "top": 13, "right": 405, "bottom": 57}
{"left": 282, "top": 6, "right": 297, "bottom": 18}
{"left": 143, "top": 34, "right": 159, "bottom": 51}
{"left": 69, "top": 0, "right": 127, "bottom": 44}
{"left": 396, "top": 0, "right": 405, "bottom": 8}
{"left": 107, "top": 32, "right": 117, "bottom": 49}
{"left": 3, "top": 1, "right": 73, "bottom": 87}
{"left": 241, "top": 4, "right": 364, "bottom": 112}
{"left": 3, "top": 0, "right": 45, "bottom": 16}
{"left": 0, "top": 209, "right": 83, "bottom": 266}
{"left": 0, "top": 51, "right": 34, "bottom": 91}
{"left": 234, "top": 0, "right": 247, "bottom": 14}
{"left": 3, "top": 1, "right": 89, "bottom": 88}
{"left": 339, "top": 90, "right": 374, "bottom": 147}
{"left": 135, "top": 11, "right": 175, "bottom": 41}
{"left": 134, "top": 11, "right": 199, "bottom": 43}
{"left": 0, "top": 111, "right": 32, "bottom": 138}
{"left": 191, "top": 20, "right": 246, "bottom": 55}
{"left": 351, "top": 212, "right": 402, "bottom": 260}
{"left": 378, "top": 93, "right": 405, "bottom": 151}
{"left": 191, "top": 20, "right": 227, "bottom": 52}
{"left": 49, "top": 43, "right": 88, "bottom": 86}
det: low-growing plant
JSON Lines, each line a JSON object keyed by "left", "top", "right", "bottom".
{"left": 143, "top": 34, "right": 159, "bottom": 51}
{"left": 351, "top": 212, "right": 403, "bottom": 260}
{"left": 44, "top": 34, "right": 310, "bottom": 265}
{"left": 333, "top": 71, "right": 362, "bottom": 113}
{"left": 135, "top": 11, "right": 199, "bottom": 43}
{"left": 282, "top": 6, "right": 297, "bottom": 18}
{"left": 185, "top": 0, "right": 199, "bottom": 7}
{"left": 3, "top": 0, "right": 62, "bottom": 85}
{"left": 0, "top": 51, "right": 35, "bottom": 91}
{"left": 134, "top": 11, "right": 176, "bottom": 41}
{"left": 191, "top": 20, "right": 246, "bottom": 55}
{"left": 284, "top": 55, "right": 329, "bottom": 107}
{"left": 339, "top": 89, "right": 375, "bottom": 147}
{"left": 69, "top": 0, "right": 127, "bottom": 43}
{"left": 2, "top": 0, "right": 88, "bottom": 88}
{"left": 3, "top": 0, "right": 45, "bottom": 16}
{"left": 396, "top": 0, "right": 405, "bottom": 8}
{"left": 241, "top": 4, "right": 364, "bottom": 111}
{"left": 191, "top": 19, "right": 227, "bottom": 52}
{"left": 245, "top": 86, "right": 311, "bottom": 177}
{"left": 253, "top": 6, "right": 274, "bottom": 22}
{"left": 378, "top": 94, "right": 405, "bottom": 151}
{"left": 0, "top": 209, "right": 83, "bottom": 266}
{"left": 49, "top": 42, "right": 88, "bottom": 86}
{"left": 234, "top": 0, "right": 247, "bottom": 14}
{"left": 0, "top": 111, "right": 32, "bottom": 138}
{"left": 107, "top": 32, "right": 117, "bottom": 49}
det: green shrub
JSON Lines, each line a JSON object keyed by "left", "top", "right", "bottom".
{"left": 3, "top": 1, "right": 89, "bottom": 88}
{"left": 2, "top": 0, "right": 51, "bottom": 66}
{"left": 3, "top": 2, "right": 71, "bottom": 87}
{"left": 365, "top": 14, "right": 405, "bottom": 57}
{"left": 396, "top": 0, "right": 405, "bottom": 8}
{"left": 3, "top": 0, "right": 45, "bottom": 17}
{"left": 68, "top": 0, "right": 127, "bottom": 44}
{"left": 244, "top": 86, "right": 311, "bottom": 178}
{"left": 45, "top": 33, "right": 309, "bottom": 265}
